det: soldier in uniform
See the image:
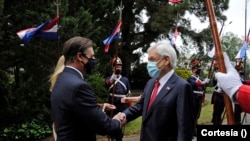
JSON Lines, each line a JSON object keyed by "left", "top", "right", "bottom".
{"left": 187, "top": 59, "right": 209, "bottom": 136}
{"left": 211, "top": 61, "right": 225, "bottom": 125}
{"left": 105, "top": 56, "right": 131, "bottom": 141}
{"left": 234, "top": 60, "right": 245, "bottom": 125}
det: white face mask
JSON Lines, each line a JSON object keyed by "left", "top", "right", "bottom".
{"left": 146, "top": 61, "right": 161, "bottom": 78}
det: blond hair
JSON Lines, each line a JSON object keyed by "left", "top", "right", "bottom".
{"left": 49, "top": 55, "right": 65, "bottom": 92}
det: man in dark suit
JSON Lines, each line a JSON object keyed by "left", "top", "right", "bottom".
{"left": 118, "top": 40, "right": 195, "bottom": 141}
{"left": 51, "top": 36, "right": 123, "bottom": 141}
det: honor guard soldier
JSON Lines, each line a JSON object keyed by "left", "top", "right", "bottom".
{"left": 211, "top": 61, "right": 225, "bottom": 125}
{"left": 105, "top": 56, "right": 131, "bottom": 141}
{"left": 234, "top": 60, "right": 245, "bottom": 125}
{"left": 187, "top": 59, "right": 209, "bottom": 136}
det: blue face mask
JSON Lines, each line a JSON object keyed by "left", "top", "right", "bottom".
{"left": 147, "top": 61, "right": 161, "bottom": 78}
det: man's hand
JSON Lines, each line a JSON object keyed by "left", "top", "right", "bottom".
{"left": 110, "top": 74, "right": 117, "bottom": 82}
{"left": 214, "top": 83, "right": 222, "bottom": 93}
{"left": 203, "top": 78, "right": 210, "bottom": 84}
{"left": 113, "top": 112, "right": 127, "bottom": 126}
{"left": 121, "top": 96, "right": 141, "bottom": 103}
{"left": 215, "top": 52, "right": 242, "bottom": 101}
{"left": 104, "top": 103, "right": 116, "bottom": 111}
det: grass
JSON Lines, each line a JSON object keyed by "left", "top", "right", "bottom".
{"left": 123, "top": 117, "right": 142, "bottom": 135}
{"left": 198, "top": 99, "right": 214, "bottom": 124}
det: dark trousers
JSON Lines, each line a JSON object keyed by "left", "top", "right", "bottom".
{"left": 107, "top": 96, "right": 128, "bottom": 141}
{"left": 234, "top": 104, "right": 242, "bottom": 125}
{"left": 193, "top": 95, "right": 203, "bottom": 136}
{"left": 211, "top": 92, "right": 225, "bottom": 125}
{"left": 194, "top": 95, "right": 203, "bottom": 121}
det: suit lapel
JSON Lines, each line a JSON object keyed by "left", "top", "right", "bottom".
{"left": 142, "top": 79, "right": 156, "bottom": 118}
{"left": 145, "top": 73, "right": 178, "bottom": 117}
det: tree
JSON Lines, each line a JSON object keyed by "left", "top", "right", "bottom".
{"left": 221, "top": 31, "right": 250, "bottom": 78}
{"left": 221, "top": 32, "right": 244, "bottom": 60}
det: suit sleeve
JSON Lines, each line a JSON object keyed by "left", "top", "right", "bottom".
{"left": 123, "top": 96, "right": 143, "bottom": 122}
{"left": 73, "top": 83, "right": 121, "bottom": 135}
{"left": 122, "top": 79, "right": 155, "bottom": 122}
{"left": 177, "top": 82, "right": 195, "bottom": 141}
{"left": 237, "top": 85, "right": 250, "bottom": 113}
{"left": 123, "top": 84, "right": 147, "bottom": 122}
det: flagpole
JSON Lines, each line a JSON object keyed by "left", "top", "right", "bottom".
{"left": 110, "top": 0, "right": 123, "bottom": 118}
{"left": 54, "top": 0, "right": 61, "bottom": 57}
{"left": 244, "top": 0, "right": 248, "bottom": 78}
{"left": 204, "top": 0, "right": 235, "bottom": 125}
{"left": 107, "top": 2, "right": 123, "bottom": 141}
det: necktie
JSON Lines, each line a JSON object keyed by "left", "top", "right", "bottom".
{"left": 147, "top": 80, "right": 160, "bottom": 111}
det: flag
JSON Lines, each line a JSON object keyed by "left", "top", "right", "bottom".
{"left": 170, "top": 27, "right": 178, "bottom": 45}
{"left": 173, "top": 27, "right": 178, "bottom": 40}
{"left": 207, "top": 45, "right": 215, "bottom": 58}
{"left": 235, "top": 41, "right": 248, "bottom": 59}
{"left": 103, "top": 33, "right": 120, "bottom": 45}
{"left": 103, "top": 20, "right": 122, "bottom": 53}
{"left": 36, "top": 16, "right": 59, "bottom": 39}
{"left": 17, "top": 16, "right": 59, "bottom": 43}
{"left": 169, "top": 0, "right": 184, "bottom": 4}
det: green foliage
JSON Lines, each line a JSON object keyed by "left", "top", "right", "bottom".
{"left": 87, "top": 73, "right": 109, "bottom": 103}
{"left": 131, "top": 63, "right": 151, "bottom": 89}
{"left": 205, "top": 87, "right": 213, "bottom": 94}
{"left": 175, "top": 68, "right": 192, "bottom": 80}
{"left": 0, "top": 118, "right": 52, "bottom": 141}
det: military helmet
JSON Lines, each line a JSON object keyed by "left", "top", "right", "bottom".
{"left": 235, "top": 60, "right": 244, "bottom": 74}
{"left": 111, "top": 57, "right": 122, "bottom": 66}
{"left": 191, "top": 59, "right": 201, "bottom": 70}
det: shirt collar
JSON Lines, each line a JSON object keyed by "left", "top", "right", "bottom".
{"left": 158, "top": 69, "right": 174, "bottom": 89}
{"left": 65, "top": 66, "right": 84, "bottom": 79}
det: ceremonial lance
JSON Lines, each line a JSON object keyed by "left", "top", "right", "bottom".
{"left": 204, "top": 0, "right": 235, "bottom": 124}
{"left": 110, "top": 0, "right": 123, "bottom": 118}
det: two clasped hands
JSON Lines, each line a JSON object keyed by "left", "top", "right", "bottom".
{"left": 113, "top": 112, "right": 127, "bottom": 127}
{"left": 101, "top": 103, "right": 127, "bottom": 126}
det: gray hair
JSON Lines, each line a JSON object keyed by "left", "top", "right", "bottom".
{"left": 147, "top": 40, "right": 177, "bottom": 68}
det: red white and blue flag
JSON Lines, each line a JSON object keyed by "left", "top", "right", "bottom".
{"left": 103, "top": 20, "right": 122, "bottom": 53}
{"left": 235, "top": 39, "right": 249, "bottom": 59}
{"left": 170, "top": 27, "right": 178, "bottom": 45}
{"left": 17, "top": 16, "right": 59, "bottom": 43}
{"left": 207, "top": 44, "right": 215, "bottom": 58}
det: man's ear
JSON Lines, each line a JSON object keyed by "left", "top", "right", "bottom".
{"left": 76, "top": 53, "right": 84, "bottom": 63}
{"left": 163, "top": 56, "right": 170, "bottom": 66}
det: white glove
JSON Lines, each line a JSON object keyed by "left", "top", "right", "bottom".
{"left": 202, "top": 78, "right": 210, "bottom": 84}
{"left": 214, "top": 83, "right": 222, "bottom": 93}
{"left": 214, "top": 52, "right": 242, "bottom": 101}
{"left": 110, "top": 74, "right": 117, "bottom": 81}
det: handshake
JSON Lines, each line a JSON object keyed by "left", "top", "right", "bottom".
{"left": 113, "top": 112, "right": 127, "bottom": 126}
